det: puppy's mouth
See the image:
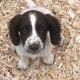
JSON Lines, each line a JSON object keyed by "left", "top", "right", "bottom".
{"left": 27, "top": 50, "right": 40, "bottom": 54}
{"left": 25, "top": 46, "right": 45, "bottom": 54}
{"left": 27, "top": 47, "right": 44, "bottom": 54}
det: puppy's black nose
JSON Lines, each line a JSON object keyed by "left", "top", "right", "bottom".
{"left": 29, "top": 43, "right": 39, "bottom": 51}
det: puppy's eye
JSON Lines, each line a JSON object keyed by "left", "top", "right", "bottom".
{"left": 22, "top": 26, "right": 29, "bottom": 32}
{"left": 25, "top": 27, "right": 29, "bottom": 31}
{"left": 22, "top": 28, "right": 27, "bottom": 32}
{"left": 39, "top": 26, "right": 48, "bottom": 31}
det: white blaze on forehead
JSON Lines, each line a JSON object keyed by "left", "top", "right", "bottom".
{"left": 30, "top": 14, "right": 37, "bottom": 35}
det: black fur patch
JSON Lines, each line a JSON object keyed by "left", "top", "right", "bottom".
{"left": 45, "top": 14, "right": 61, "bottom": 45}
{"left": 9, "top": 14, "right": 21, "bottom": 45}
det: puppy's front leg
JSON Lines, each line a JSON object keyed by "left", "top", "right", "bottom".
{"left": 42, "top": 36, "right": 54, "bottom": 65}
{"left": 15, "top": 44, "right": 30, "bottom": 70}
{"left": 18, "top": 56, "right": 29, "bottom": 70}
{"left": 43, "top": 53, "right": 54, "bottom": 65}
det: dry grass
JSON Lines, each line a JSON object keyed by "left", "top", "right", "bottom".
{"left": 0, "top": 0, "right": 80, "bottom": 80}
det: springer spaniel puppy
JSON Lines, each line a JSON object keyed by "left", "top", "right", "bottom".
{"left": 9, "top": 0, "right": 61, "bottom": 70}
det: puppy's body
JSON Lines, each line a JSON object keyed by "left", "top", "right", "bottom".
{"left": 9, "top": 0, "right": 61, "bottom": 69}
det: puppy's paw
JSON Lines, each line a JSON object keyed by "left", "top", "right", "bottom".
{"left": 17, "top": 60, "right": 29, "bottom": 70}
{"left": 43, "top": 53, "right": 54, "bottom": 65}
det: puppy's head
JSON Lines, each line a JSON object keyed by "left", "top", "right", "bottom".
{"left": 9, "top": 10, "right": 61, "bottom": 53}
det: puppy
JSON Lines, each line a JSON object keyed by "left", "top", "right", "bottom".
{"left": 9, "top": 0, "right": 61, "bottom": 70}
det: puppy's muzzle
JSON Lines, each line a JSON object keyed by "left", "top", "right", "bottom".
{"left": 29, "top": 42, "right": 39, "bottom": 52}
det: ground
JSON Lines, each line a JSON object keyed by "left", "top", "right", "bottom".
{"left": 0, "top": 0, "right": 80, "bottom": 80}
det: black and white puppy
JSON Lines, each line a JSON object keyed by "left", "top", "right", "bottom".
{"left": 9, "top": 0, "right": 61, "bottom": 69}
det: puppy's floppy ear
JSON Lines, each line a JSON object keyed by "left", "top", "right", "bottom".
{"left": 45, "top": 14, "right": 61, "bottom": 45}
{"left": 9, "top": 14, "right": 21, "bottom": 45}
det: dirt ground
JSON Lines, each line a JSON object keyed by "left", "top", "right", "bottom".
{"left": 0, "top": 0, "right": 80, "bottom": 80}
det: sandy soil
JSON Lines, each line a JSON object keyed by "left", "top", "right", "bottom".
{"left": 0, "top": 0, "right": 80, "bottom": 80}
